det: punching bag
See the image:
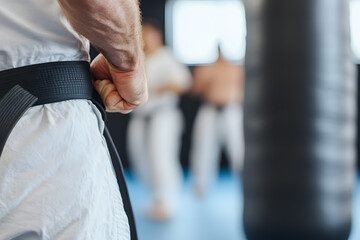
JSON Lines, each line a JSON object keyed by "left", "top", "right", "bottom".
{"left": 243, "top": 0, "right": 357, "bottom": 239}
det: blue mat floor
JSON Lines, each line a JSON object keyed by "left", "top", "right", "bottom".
{"left": 125, "top": 170, "right": 360, "bottom": 240}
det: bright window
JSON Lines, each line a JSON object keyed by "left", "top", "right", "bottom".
{"left": 166, "top": 0, "right": 246, "bottom": 65}
{"left": 351, "top": 0, "right": 360, "bottom": 62}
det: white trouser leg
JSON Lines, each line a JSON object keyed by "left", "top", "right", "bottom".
{"left": 147, "top": 108, "right": 183, "bottom": 208}
{"left": 221, "top": 104, "right": 244, "bottom": 174}
{"left": 127, "top": 115, "right": 150, "bottom": 185}
{"left": 190, "top": 104, "right": 221, "bottom": 193}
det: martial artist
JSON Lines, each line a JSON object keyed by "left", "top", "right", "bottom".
{"left": 191, "top": 46, "right": 244, "bottom": 196}
{"left": 127, "top": 19, "right": 191, "bottom": 220}
{"left": 0, "top": 0, "right": 147, "bottom": 239}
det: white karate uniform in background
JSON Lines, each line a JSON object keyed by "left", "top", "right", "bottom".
{"left": 191, "top": 103, "right": 244, "bottom": 193}
{"left": 0, "top": 1, "right": 129, "bottom": 239}
{"left": 127, "top": 47, "right": 191, "bottom": 212}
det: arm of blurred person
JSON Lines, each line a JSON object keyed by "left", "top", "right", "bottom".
{"left": 58, "top": 0, "right": 148, "bottom": 113}
{"left": 156, "top": 81, "right": 189, "bottom": 95}
{"left": 156, "top": 57, "right": 192, "bottom": 95}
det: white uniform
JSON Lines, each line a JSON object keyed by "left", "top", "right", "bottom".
{"left": 127, "top": 47, "right": 190, "bottom": 210}
{"left": 191, "top": 103, "right": 244, "bottom": 193}
{"left": 0, "top": 1, "right": 130, "bottom": 239}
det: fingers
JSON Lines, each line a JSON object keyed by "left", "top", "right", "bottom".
{"left": 93, "top": 79, "right": 134, "bottom": 114}
{"left": 90, "top": 54, "right": 111, "bottom": 80}
{"left": 90, "top": 54, "right": 148, "bottom": 113}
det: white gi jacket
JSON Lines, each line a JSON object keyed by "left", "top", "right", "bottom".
{"left": 0, "top": 1, "right": 130, "bottom": 239}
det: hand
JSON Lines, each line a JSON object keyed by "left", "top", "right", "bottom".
{"left": 90, "top": 54, "right": 148, "bottom": 114}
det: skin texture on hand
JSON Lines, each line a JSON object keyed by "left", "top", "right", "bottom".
{"left": 91, "top": 54, "right": 148, "bottom": 113}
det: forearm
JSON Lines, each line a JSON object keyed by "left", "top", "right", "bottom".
{"left": 58, "top": 0, "right": 143, "bottom": 71}
{"left": 157, "top": 82, "right": 188, "bottom": 95}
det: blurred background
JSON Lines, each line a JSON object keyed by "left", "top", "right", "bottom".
{"left": 91, "top": 0, "right": 360, "bottom": 239}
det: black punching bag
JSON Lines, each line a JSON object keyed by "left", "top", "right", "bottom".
{"left": 243, "top": 0, "right": 357, "bottom": 239}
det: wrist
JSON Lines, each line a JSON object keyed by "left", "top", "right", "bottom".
{"left": 108, "top": 49, "right": 145, "bottom": 73}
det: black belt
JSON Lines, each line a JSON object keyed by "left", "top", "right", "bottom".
{"left": 0, "top": 61, "right": 137, "bottom": 240}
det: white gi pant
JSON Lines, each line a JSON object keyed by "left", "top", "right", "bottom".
{"left": 127, "top": 95, "right": 183, "bottom": 210}
{"left": 0, "top": 100, "right": 130, "bottom": 240}
{"left": 191, "top": 103, "right": 244, "bottom": 192}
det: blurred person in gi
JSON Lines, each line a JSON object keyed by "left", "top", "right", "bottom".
{"left": 127, "top": 19, "right": 191, "bottom": 220}
{"left": 190, "top": 45, "right": 245, "bottom": 197}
